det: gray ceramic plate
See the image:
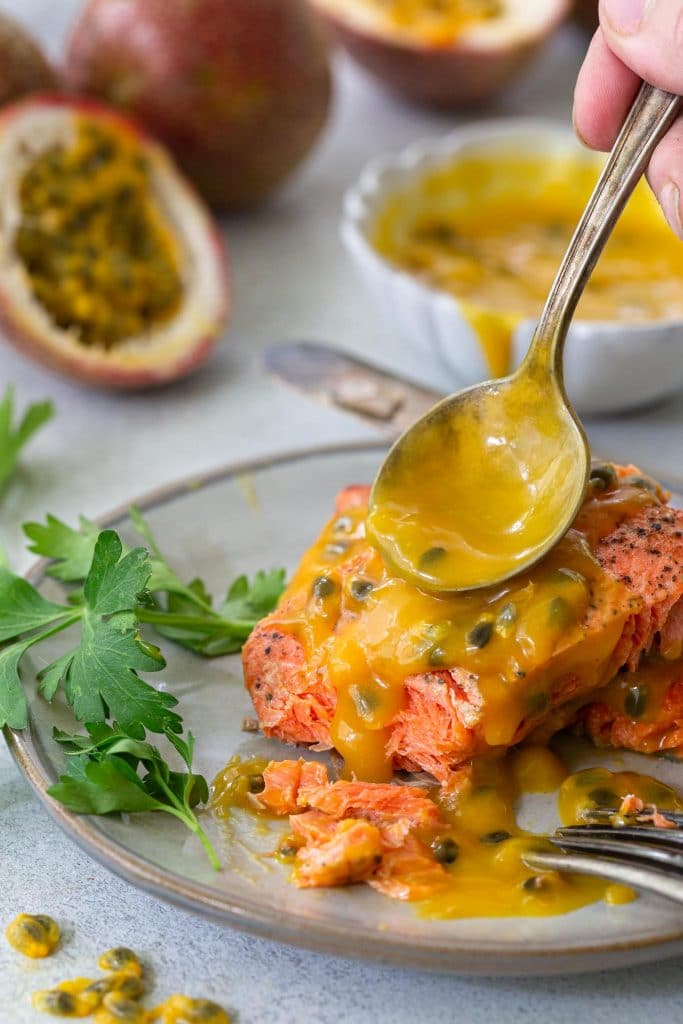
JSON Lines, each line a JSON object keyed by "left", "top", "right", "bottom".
{"left": 5, "top": 442, "right": 683, "bottom": 975}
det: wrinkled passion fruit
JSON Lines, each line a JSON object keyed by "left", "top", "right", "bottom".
{"left": 310, "top": 0, "right": 570, "bottom": 108}
{"left": 64, "top": 0, "right": 332, "bottom": 210}
{"left": 0, "top": 12, "right": 57, "bottom": 107}
{"left": 0, "top": 97, "right": 229, "bottom": 389}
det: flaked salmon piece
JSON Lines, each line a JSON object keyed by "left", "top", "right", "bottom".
{"left": 302, "top": 778, "right": 443, "bottom": 831}
{"left": 617, "top": 795, "right": 676, "bottom": 829}
{"left": 259, "top": 758, "right": 448, "bottom": 897}
{"left": 293, "top": 817, "right": 384, "bottom": 888}
{"left": 259, "top": 759, "right": 302, "bottom": 815}
{"left": 244, "top": 474, "right": 683, "bottom": 784}
{"left": 368, "top": 834, "right": 450, "bottom": 901}
{"left": 257, "top": 757, "right": 442, "bottom": 829}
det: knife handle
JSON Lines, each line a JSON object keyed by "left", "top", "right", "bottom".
{"left": 263, "top": 341, "right": 441, "bottom": 437}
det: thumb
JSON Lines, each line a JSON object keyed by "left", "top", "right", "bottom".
{"left": 599, "top": 0, "right": 683, "bottom": 93}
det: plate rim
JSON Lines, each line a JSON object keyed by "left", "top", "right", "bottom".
{"left": 5, "top": 439, "right": 683, "bottom": 976}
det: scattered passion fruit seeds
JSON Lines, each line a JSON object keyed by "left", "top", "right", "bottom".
{"left": 4, "top": 924, "right": 229, "bottom": 1023}
{"left": 5, "top": 913, "right": 60, "bottom": 958}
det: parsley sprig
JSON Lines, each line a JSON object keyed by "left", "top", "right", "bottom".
{"left": 0, "top": 530, "right": 177, "bottom": 735}
{"left": 50, "top": 723, "right": 221, "bottom": 871}
{"left": 25, "top": 506, "right": 286, "bottom": 657}
{"left": 3, "top": 512, "right": 286, "bottom": 871}
{"left": 0, "top": 387, "right": 54, "bottom": 498}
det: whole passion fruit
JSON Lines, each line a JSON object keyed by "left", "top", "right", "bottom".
{"left": 0, "top": 12, "right": 57, "bottom": 106}
{"left": 64, "top": 0, "right": 332, "bottom": 211}
{"left": 309, "top": 0, "right": 570, "bottom": 108}
{"left": 0, "top": 96, "right": 229, "bottom": 389}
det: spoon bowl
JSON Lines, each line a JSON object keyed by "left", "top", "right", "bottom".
{"left": 367, "top": 358, "right": 588, "bottom": 591}
{"left": 368, "top": 83, "right": 682, "bottom": 593}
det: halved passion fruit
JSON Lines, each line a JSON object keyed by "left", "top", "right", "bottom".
{"left": 310, "top": 0, "right": 570, "bottom": 107}
{"left": 0, "top": 96, "right": 229, "bottom": 389}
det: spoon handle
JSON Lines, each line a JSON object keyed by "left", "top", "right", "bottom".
{"left": 529, "top": 83, "right": 682, "bottom": 376}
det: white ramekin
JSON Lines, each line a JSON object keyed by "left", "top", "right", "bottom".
{"left": 341, "top": 119, "right": 683, "bottom": 415}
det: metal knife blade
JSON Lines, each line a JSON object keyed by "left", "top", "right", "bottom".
{"left": 263, "top": 341, "right": 441, "bottom": 437}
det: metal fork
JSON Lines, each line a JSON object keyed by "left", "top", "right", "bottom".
{"left": 524, "top": 809, "right": 683, "bottom": 905}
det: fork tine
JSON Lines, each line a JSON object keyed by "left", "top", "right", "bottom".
{"left": 557, "top": 825, "right": 683, "bottom": 850}
{"left": 524, "top": 849, "right": 683, "bottom": 905}
{"left": 584, "top": 807, "right": 683, "bottom": 828}
{"left": 551, "top": 834, "right": 683, "bottom": 869}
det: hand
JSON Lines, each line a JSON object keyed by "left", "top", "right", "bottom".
{"left": 574, "top": 0, "right": 683, "bottom": 237}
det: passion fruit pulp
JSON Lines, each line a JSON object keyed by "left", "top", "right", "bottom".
{"left": 64, "top": 0, "right": 332, "bottom": 210}
{"left": 0, "top": 97, "right": 229, "bottom": 389}
{"left": 310, "top": 0, "right": 570, "bottom": 108}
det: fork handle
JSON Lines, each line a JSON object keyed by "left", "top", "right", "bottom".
{"left": 528, "top": 83, "right": 683, "bottom": 377}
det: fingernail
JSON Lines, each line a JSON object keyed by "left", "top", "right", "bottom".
{"left": 660, "top": 182, "right": 683, "bottom": 237}
{"left": 601, "top": 0, "right": 648, "bottom": 34}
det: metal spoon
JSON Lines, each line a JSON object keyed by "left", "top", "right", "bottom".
{"left": 366, "top": 83, "right": 683, "bottom": 593}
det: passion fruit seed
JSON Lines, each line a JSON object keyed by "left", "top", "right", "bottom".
{"left": 33, "top": 989, "right": 79, "bottom": 1016}
{"left": 625, "top": 475, "right": 657, "bottom": 493}
{"left": 418, "top": 546, "right": 447, "bottom": 570}
{"left": 432, "top": 836, "right": 460, "bottom": 865}
{"left": 625, "top": 685, "right": 648, "bottom": 718}
{"left": 6, "top": 912, "right": 60, "bottom": 957}
{"left": 157, "top": 995, "right": 230, "bottom": 1024}
{"left": 312, "top": 575, "right": 336, "bottom": 599}
{"left": 350, "top": 578, "right": 374, "bottom": 601}
{"left": 99, "top": 991, "right": 146, "bottom": 1022}
{"left": 589, "top": 464, "right": 617, "bottom": 491}
{"left": 247, "top": 773, "right": 266, "bottom": 794}
{"left": 548, "top": 596, "right": 577, "bottom": 629}
{"left": 522, "top": 875, "right": 548, "bottom": 892}
{"left": 113, "top": 976, "right": 145, "bottom": 1000}
{"left": 467, "top": 620, "right": 494, "bottom": 649}
{"left": 98, "top": 947, "right": 142, "bottom": 976}
{"left": 588, "top": 788, "right": 619, "bottom": 809}
{"left": 17, "top": 119, "right": 183, "bottom": 350}
{"left": 480, "top": 830, "right": 512, "bottom": 845}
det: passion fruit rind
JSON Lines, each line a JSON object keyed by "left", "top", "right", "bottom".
{"left": 64, "top": 0, "right": 332, "bottom": 210}
{"left": 311, "top": 0, "right": 570, "bottom": 108}
{"left": 0, "top": 12, "right": 57, "bottom": 107}
{"left": 0, "top": 95, "right": 229, "bottom": 390}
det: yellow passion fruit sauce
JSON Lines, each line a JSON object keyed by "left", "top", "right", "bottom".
{"left": 261, "top": 470, "right": 654, "bottom": 782}
{"left": 17, "top": 118, "right": 182, "bottom": 349}
{"left": 372, "top": 154, "right": 683, "bottom": 377}
{"left": 212, "top": 751, "right": 683, "bottom": 919}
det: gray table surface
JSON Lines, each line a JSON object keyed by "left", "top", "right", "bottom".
{"left": 2, "top": 2, "right": 683, "bottom": 1020}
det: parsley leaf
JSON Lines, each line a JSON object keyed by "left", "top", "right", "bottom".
{"left": 0, "top": 530, "right": 178, "bottom": 737}
{"left": 50, "top": 723, "right": 220, "bottom": 870}
{"left": 25, "top": 507, "right": 287, "bottom": 658}
{"left": 0, "top": 387, "right": 54, "bottom": 497}
{"left": 24, "top": 514, "right": 100, "bottom": 582}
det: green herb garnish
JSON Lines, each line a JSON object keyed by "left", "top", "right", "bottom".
{"left": 25, "top": 506, "right": 286, "bottom": 657}
{"left": 49, "top": 723, "right": 220, "bottom": 871}
{"left": 0, "top": 530, "right": 177, "bottom": 735}
{"left": 0, "top": 386, "right": 54, "bottom": 498}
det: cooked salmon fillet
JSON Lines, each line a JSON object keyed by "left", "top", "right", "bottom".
{"left": 243, "top": 467, "right": 683, "bottom": 784}
{"left": 255, "top": 759, "right": 448, "bottom": 895}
